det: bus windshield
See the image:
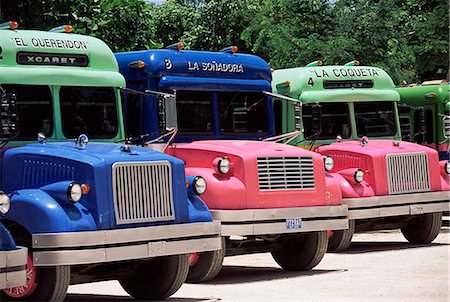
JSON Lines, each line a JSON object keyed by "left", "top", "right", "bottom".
{"left": 2, "top": 84, "right": 53, "bottom": 140}
{"left": 218, "top": 91, "right": 267, "bottom": 134}
{"left": 176, "top": 90, "right": 213, "bottom": 133}
{"left": 60, "top": 86, "right": 118, "bottom": 139}
{"left": 303, "top": 103, "right": 351, "bottom": 139}
{"left": 355, "top": 101, "right": 396, "bottom": 137}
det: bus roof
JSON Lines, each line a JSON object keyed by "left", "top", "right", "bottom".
{"left": 115, "top": 49, "right": 272, "bottom": 82}
{"left": 396, "top": 83, "right": 449, "bottom": 105}
{"left": 0, "top": 29, "right": 124, "bottom": 87}
{"left": 272, "top": 65, "right": 399, "bottom": 103}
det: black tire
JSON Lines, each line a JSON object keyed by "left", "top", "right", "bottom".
{"left": 119, "top": 254, "right": 189, "bottom": 300}
{"left": 401, "top": 212, "right": 442, "bottom": 244}
{"left": 271, "top": 231, "right": 328, "bottom": 271}
{"left": 328, "top": 219, "right": 355, "bottom": 252}
{"left": 187, "top": 237, "right": 225, "bottom": 283}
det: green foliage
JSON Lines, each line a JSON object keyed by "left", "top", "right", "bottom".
{"left": 0, "top": 0, "right": 447, "bottom": 82}
{"left": 66, "top": 0, "right": 162, "bottom": 52}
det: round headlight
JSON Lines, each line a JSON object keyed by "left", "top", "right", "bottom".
{"left": 0, "top": 193, "right": 11, "bottom": 215}
{"left": 323, "top": 156, "right": 334, "bottom": 171}
{"left": 218, "top": 157, "right": 231, "bottom": 174}
{"left": 67, "top": 182, "right": 82, "bottom": 203}
{"left": 193, "top": 176, "right": 207, "bottom": 195}
{"left": 445, "top": 162, "right": 450, "bottom": 174}
{"left": 354, "top": 169, "right": 364, "bottom": 183}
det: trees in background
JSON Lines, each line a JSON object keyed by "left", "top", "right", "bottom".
{"left": 0, "top": 0, "right": 447, "bottom": 83}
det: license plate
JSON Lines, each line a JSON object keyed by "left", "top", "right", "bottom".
{"left": 286, "top": 218, "right": 302, "bottom": 229}
{"left": 148, "top": 241, "right": 167, "bottom": 257}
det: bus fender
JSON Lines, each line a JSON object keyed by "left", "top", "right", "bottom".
{"left": 2, "top": 189, "right": 97, "bottom": 234}
{"left": 184, "top": 167, "right": 246, "bottom": 210}
{"left": 329, "top": 171, "right": 375, "bottom": 198}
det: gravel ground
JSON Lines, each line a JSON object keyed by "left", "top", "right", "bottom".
{"left": 67, "top": 224, "right": 450, "bottom": 302}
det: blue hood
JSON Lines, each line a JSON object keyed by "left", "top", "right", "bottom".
{"left": 2, "top": 142, "right": 193, "bottom": 230}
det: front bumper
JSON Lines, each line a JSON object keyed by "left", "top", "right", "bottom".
{"left": 344, "top": 191, "right": 450, "bottom": 220}
{"left": 211, "top": 205, "right": 348, "bottom": 236}
{"left": 0, "top": 247, "right": 27, "bottom": 289}
{"left": 31, "top": 221, "right": 221, "bottom": 266}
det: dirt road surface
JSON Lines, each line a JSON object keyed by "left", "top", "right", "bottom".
{"left": 67, "top": 226, "right": 450, "bottom": 302}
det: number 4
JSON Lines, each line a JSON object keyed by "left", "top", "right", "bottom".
{"left": 308, "top": 78, "right": 314, "bottom": 87}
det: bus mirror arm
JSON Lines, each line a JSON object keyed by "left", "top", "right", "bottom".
{"left": 120, "top": 87, "right": 178, "bottom": 148}
{"left": 262, "top": 91, "right": 302, "bottom": 104}
{"left": 120, "top": 87, "right": 175, "bottom": 98}
{"left": 263, "top": 131, "right": 303, "bottom": 144}
{"left": 143, "top": 128, "right": 178, "bottom": 152}
{"left": 262, "top": 91, "right": 305, "bottom": 142}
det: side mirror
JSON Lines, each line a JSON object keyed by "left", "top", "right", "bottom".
{"left": 443, "top": 115, "right": 450, "bottom": 138}
{"left": 293, "top": 103, "right": 303, "bottom": 132}
{"left": 0, "top": 92, "right": 19, "bottom": 139}
{"left": 158, "top": 92, "right": 178, "bottom": 131}
{"left": 311, "top": 104, "right": 322, "bottom": 134}
{"left": 418, "top": 108, "right": 427, "bottom": 133}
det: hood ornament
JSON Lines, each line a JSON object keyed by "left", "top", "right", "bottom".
{"left": 392, "top": 141, "right": 400, "bottom": 147}
{"left": 336, "top": 135, "right": 342, "bottom": 143}
{"left": 360, "top": 136, "right": 369, "bottom": 146}
{"left": 37, "top": 132, "right": 47, "bottom": 144}
{"left": 76, "top": 134, "right": 89, "bottom": 150}
{"left": 120, "top": 145, "right": 132, "bottom": 153}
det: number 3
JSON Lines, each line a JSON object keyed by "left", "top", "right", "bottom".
{"left": 164, "top": 58, "right": 172, "bottom": 70}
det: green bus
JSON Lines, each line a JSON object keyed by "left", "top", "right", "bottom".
{"left": 396, "top": 80, "right": 449, "bottom": 160}
{"left": 271, "top": 61, "right": 403, "bottom": 148}
{"left": 0, "top": 25, "right": 125, "bottom": 149}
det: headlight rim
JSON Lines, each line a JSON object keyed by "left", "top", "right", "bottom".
{"left": 354, "top": 169, "right": 364, "bottom": 183}
{"left": 193, "top": 176, "right": 207, "bottom": 195}
{"left": 67, "top": 182, "right": 82, "bottom": 203}
{"left": 218, "top": 157, "right": 231, "bottom": 174}
{"left": 0, "top": 192, "right": 11, "bottom": 215}
{"left": 323, "top": 156, "right": 335, "bottom": 171}
{"left": 445, "top": 161, "right": 450, "bottom": 174}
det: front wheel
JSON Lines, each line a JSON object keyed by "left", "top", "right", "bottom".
{"left": 328, "top": 219, "right": 355, "bottom": 252}
{"left": 401, "top": 212, "right": 442, "bottom": 244}
{"left": 119, "top": 254, "right": 189, "bottom": 300}
{"left": 271, "top": 231, "right": 328, "bottom": 271}
{"left": 186, "top": 237, "right": 225, "bottom": 283}
{"left": 1, "top": 254, "right": 70, "bottom": 302}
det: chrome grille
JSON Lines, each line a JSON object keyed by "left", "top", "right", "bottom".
{"left": 257, "top": 157, "right": 315, "bottom": 191}
{"left": 112, "top": 161, "right": 175, "bottom": 225}
{"left": 386, "top": 153, "right": 430, "bottom": 194}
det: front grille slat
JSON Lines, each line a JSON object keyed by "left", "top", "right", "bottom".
{"left": 386, "top": 153, "right": 430, "bottom": 194}
{"left": 113, "top": 161, "right": 175, "bottom": 225}
{"left": 257, "top": 156, "right": 315, "bottom": 191}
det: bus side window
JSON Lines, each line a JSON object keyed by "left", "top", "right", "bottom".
{"left": 273, "top": 99, "right": 283, "bottom": 135}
